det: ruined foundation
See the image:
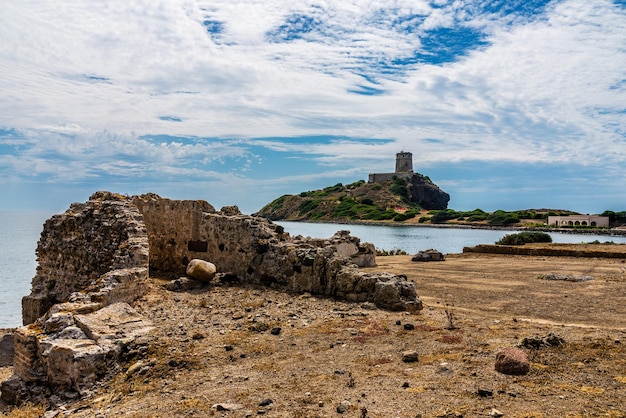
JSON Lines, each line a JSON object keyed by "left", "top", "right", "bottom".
{"left": 2, "top": 191, "right": 422, "bottom": 405}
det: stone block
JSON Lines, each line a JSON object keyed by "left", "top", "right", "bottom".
{"left": 46, "top": 339, "right": 107, "bottom": 387}
{"left": 73, "top": 302, "right": 154, "bottom": 343}
{"left": 0, "top": 332, "right": 14, "bottom": 367}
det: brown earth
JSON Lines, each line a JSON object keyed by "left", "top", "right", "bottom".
{"left": 3, "top": 245, "right": 626, "bottom": 417}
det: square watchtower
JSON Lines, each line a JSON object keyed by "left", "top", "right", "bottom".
{"left": 395, "top": 152, "right": 413, "bottom": 173}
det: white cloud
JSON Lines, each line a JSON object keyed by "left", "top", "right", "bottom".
{"left": 1, "top": 0, "right": 625, "bottom": 212}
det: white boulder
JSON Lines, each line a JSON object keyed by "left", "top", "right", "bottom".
{"left": 186, "top": 259, "right": 217, "bottom": 282}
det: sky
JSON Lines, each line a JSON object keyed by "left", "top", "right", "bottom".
{"left": 1, "top": 0, "right": 625, "bottom": 215}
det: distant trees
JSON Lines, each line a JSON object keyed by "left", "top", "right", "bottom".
{"left": 429, "top": 208, "right": 520, "bottom": 225}
{"left": 601, "top": 210, "right": 626, "bottom": 225}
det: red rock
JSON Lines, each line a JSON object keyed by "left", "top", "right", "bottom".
{"left": 495, "top": 347, "right": 530, "bottom": 375}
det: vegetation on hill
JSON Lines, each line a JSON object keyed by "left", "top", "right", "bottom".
{"left": 256, "top": 179, "right": 623, "bottom": 230}
{"left": 256, "top": 175, "right": 449, "bottom": 222}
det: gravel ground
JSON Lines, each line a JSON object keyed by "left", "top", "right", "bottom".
{"left": 2, "top": 246, "right": 626, "bottom": 417}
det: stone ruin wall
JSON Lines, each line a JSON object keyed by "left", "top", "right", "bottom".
{"left": 3, "top": 192, "right": 153, "bottom": 405}
{"left": 2, "top": 191, "right": 421, "bottom": 405}
{"left": 22, "top": 192, "right": 149, "bottom": 325}
{"left": 131, "top": 193, "right": 217, "bottom": 275}
{"left": 132, "top": 194, "right": 415, "bottom": 309}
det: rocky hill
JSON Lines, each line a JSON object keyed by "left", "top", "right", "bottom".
{"left": 255, "top": 174, "right": 450, "bottom": 222}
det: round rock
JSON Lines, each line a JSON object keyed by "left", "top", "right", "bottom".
{"left": 186, "top": 259, "right": 217, "bottom": 282}
{"left": 495, "top": 347, "right": 530, "bottom": 375}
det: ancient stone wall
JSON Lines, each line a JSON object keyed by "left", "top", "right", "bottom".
{"left": 3, "top": 191, "right": 422, "bottom": 405}
{"left": 132, "top": 194, "right": 216, "bottom": 274}
{"left": 22, "top": 192, "right": 149, "bottom": 325}
{"left": 3, "top": 192, "right": 153, "bottom": 405}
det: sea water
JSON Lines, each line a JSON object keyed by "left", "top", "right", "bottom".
{"left": 0, "top": 211, "right": 51, "bottom": 328}
{"left": 277, "top": 221, "right": 626, "bottom": 255}
{"left": 2, "top": 213, "right": 626, "bottom": 328}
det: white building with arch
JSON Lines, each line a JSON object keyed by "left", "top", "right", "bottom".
{"left": 547, "top": 215, "right": 609, "bottom": 228}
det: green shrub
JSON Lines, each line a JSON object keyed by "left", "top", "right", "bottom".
{"left": 431, "top": 209, "right": 462, "bottom": 223}
{"left": 360, "top": 198, "right": 375, "bottom": 206}
{"left": 346, "top": 180, "right": 365, "bottom": 189}
{"left": 323, "top": 183, "right": 344, "bottom": 193}
{"left": 418, "top": 216, "right": 430, "bottom": 223}
{"left": 393, "top": 212, "right": 416, "bottom": 222}
{"left": 496, "top": 232, "right": 552, "bottom": 245}
{"left": 367, "top": 209, "right": 397, "bottom": 220}
{"left": 466, "top": 214, "right": 488, "bottom": 222}
{"left": 332, "top": 199, "right": 358, "bottom": 218}
{"left": 389, "top": 178, "right": 409, "bottom": 199}
{"left": 267, "top": 195, "right": 287, "bottom": 210}
{"left": 299, "top": 199, "right": 321, "bottom": 215}
{"left": 309, "top": 211, "right": 325, "bottom": 220}
{"left": 488, "top": 210, "right": 519, "bottom": 225}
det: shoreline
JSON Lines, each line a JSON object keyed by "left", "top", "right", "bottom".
{"left": 275, "top": 218, "right": 626, "bottom": 237}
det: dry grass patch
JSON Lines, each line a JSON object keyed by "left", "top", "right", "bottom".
{"left": 3, "top": 404, "right": 46, "bottom": 418}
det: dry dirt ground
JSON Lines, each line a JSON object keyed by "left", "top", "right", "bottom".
{"left": 3, "top": 245, "right": 626, "bottom": 417}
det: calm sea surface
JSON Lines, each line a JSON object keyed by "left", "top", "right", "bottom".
{"left": 277, "top": 221, "right": 626, "bottom": 255}
{"left": 2, "top": 213, "right": 626, "bottom": 328}
{"left": 0, "top": 211, "right": 51, "bottom": 328}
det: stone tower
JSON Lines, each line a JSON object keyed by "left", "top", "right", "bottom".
{"left": 395, "top": 151, "right": 413, "bottom": 173}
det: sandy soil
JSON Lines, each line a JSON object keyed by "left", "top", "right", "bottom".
{"left": 3, "top": 246, "right": 626, "bottom": 417}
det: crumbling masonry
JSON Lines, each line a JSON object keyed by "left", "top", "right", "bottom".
{"left": 2, "top": 191, "right": 421, "bottom": 404}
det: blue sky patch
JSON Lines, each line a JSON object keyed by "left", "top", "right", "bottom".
{"left": 267, "top": 14, "right": 324, "bottom": 42}
{"left": 158, "top": 116, "right": 183, "bottom": 122}
{"left": 203, "top": 19, "right": 225, "bottom": 42}
{"left": 79, "top": 74, "right": 111, "bottom": 84}
{"left": 347, "top": 85, "right": 386, "bottom": 96}
{"left": 399, "top": 27, "right": 489, "bottom": 66}
{"left": 478, "top": 0, "right": 554, "bottom": 17}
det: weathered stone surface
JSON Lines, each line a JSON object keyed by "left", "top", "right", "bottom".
{"left": 9, "top": 192, "right": 153, "bottom": 404}
{"left": 412, "top": 249, "right": 445, "bottom": 262}
{"left": 22, "top": 192, "right": 149, "bottom": 325}
{"left": 495, "top": 347, "right": 530, "bottom": 375}
{"left": 406, "top": 173, "right": 450, "bottom": 210}
{"left": 131, "top": 194, "right": 417, "bottom": 311}
{"left": 540, "top": 274, "right": 593, "bottom": 282}
{"left": 402, "top": 350, "right": 419, "bottom": 363}
{"left": 73, "top": 302, "right": 154, "bottom": 343}
{"left": 4, "top": 191, "right": 422, "bottom": 406}
{"left": 164, "top": 277, "right": 203, "bottom": 292}
{"left": 0, "top": 331, "right": 14, "bottom": 367}
{"left": 45, "top": 339, "right": 107, "bottom": 387}
{"left": 213, "top": 403, "right": 244, "bottom": 411}
{"left": 11, "top": 303, "right": 153, "bottom": 394}
{"left": 220, "top": 205, "right": 241, "bottom": 216}
{"left": 131, "top": 194, "right": 216, "bottom": 274}
{"left": 519, "top": 333, "right": 565, "bottom": 349}
{"left": 186, "top": 259, "right": 217, "bottom": 282}
{"left": 0, "top": 374, "right": 28, "bottom": 405}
